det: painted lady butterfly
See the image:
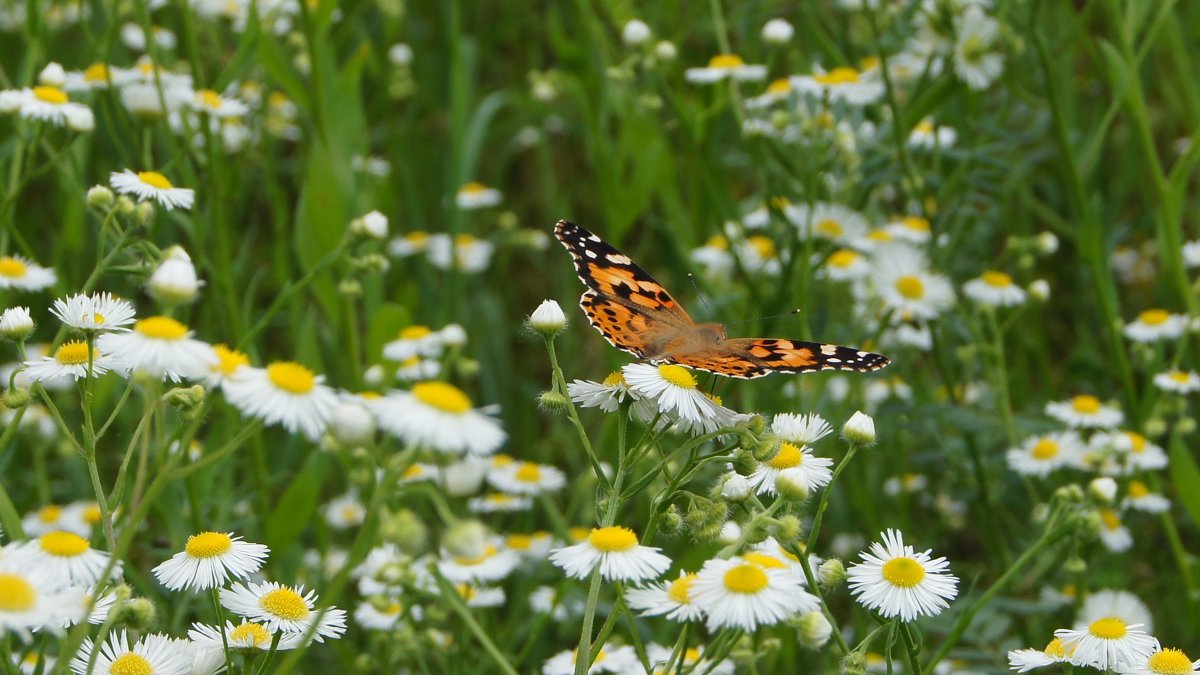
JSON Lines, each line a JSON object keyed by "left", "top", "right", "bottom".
{"left": 555, "top": 220, "right": 891, "bottom": 379}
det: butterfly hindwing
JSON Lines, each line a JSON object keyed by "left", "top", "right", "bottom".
{"left": 669, "top": 338, "right": 891, "bottom": 380}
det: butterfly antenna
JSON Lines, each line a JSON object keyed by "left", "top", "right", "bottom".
{"left": 688, "top": 273, "right": 717, "bottom": 319}
{"left": 726, "top": 308, "right": 802, "bottom": 328}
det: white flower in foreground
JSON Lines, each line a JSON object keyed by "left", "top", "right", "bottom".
{"left": 870, "top": 244, "right": 956, "bottom": 321}
{"left": 152, "top": 531, "right": 269, "bottom": 591}
{"left": 69, "top": 631, "right": 191, "bottom": 675}
{"left": 189, "top": 620, "right": 303, "bottom": 651}
{"left": 97, "top": 316, "right": 217, "bottom": 382}
{"left": 206, "top": 343, "right": 250, "bottom": 389}
{"left": 371, "top": 382, "right": 507, "bottom": 455}
{"left": 773, "top": 412, "right": 833, "bottom": 445}
{"left": 110, "top": 169, "right": 195, "bottom": 210}
{"left": 527, "top": 299, "right": 567, "bottom": 335}
{"left": 220, "top": 581, "right": 346, "bottom": 641}
{"left": 748, "top": 441, "right": 832, "bottom": 497}
{"left": 1008, "top": 636, "right": 1076, "bottom": 672}
{"left": 847, "top": 529, "right": 958, "bottom": 622}
{"left": 626, "top": 571, "right": 705, "bottom": 623}
{"left": 1005, "top": 432, "right": 1084, "bottom": 477}
{"left": 1055, "top": 616, "right": 1158, "bottom": 671}
{"left": 0, "top": 307, "right": 34, "bottom": 340}
{"left": 962, "top": 270, "right": 1026, "bottom": 307}
{"left": 689, "top": 554, "right": 818, "bottom": 631}
{"left": 842, "top": 411, "right": 876, "bottom": 445}
{"left": 0, "top": 255, "right": 56, "bottom": 292}
{"left": 222, "top": 361, "right": 339, "bottom": 440}
{"left": 548, "top": 526, "right": 670, "bottom": 582}
{"left": 0, "top": 561, "right": 84, "bottom": 635}
{"left": 51, "top": 292, "right": 136, "bottom": 333}
{"left": 685, "top": 54, "right": 767, "bottom": 84}
{"left": 1045, "top": 395, "right": 1123, "bottom": 429}
{"left": 622, "top": 363, "right": 751, "bottom": 434}
{"left": 455, "top": 182, "right": 502, "bottom": 210}
{"left": 1080, "top": 589, "right": 1154, "bottom": 634}
{"left": 1153, "top": 369, "right": 1200, "bottom": 394}
{"left": 1124, "top": 309, "right": 1186, "bottom": 343}
{"left": 1118, "top": 647, "right": 1200, "bottom": 675}
{"left": 566, "top": 371, "right": 657, "bottom": 421}
{"left": 8, "top": 531, "right": 117, "bottom": 587}
{"left": 21, "top": 341, "right": 117, "bottom": 384}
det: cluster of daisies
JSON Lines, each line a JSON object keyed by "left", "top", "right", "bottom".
{"left": 1007, "top": 589, "right": 1195, "bottom": 674}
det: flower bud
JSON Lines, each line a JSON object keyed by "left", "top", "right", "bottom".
{"left": 1062, "top": 556, "right": 1087, "bottom": 574}
{"left": 3, "top": 388, "right": 30, "bottom": 409}
{"left": 795, "top": 611, "right": 832, "bottom": 649}
{"left": 363, "top": 364, "right": 387, "bottom": 388}
{"left": 162, "top": 385, "right": 206, "bottom": 420}
{"left": 382, "top": 508, "right": 429, "bottom": 555}
{"left": 527, "top": 299, "right": 567, "bottom": 337}
{"left": 338, "top": 279, "right": 362, "bottom": 297}
{"left": 537, "top": 390, "right": 570, "bottom": 414}
{"left": 720, "top": 471, "right": 751, "bottom": 501}
{"left": 661, "top": 504, "right": 684, "bottom": 534}
{"left": 38, "top": 62, "right": 66, "bottom": 87}
{"left": 329, "top": 401, "right": 376, "bottom": 447}
{"left": 442, "top": 520, "right": 490, "bottom": 559}
{"left": 654, "top": 40, "right": 676, "bottom": 61}
{"left": 147, "top": 246, "right": 200, "bottom": 305}
{"left": 1036, "top": 231, "right": 1059, "bottom": 254}
{"left": 1028, "top": 279, "right": 1050, "bottom": 301}
{"left": 775, "top": 473, "right": 809, "bottom": 502}
{"left": 66, "top": 107, "right": 94, "bottom": 133}
{"left": 351, "top": 210, "right": 389, "bottom": 239}
{"left": 762, "top": 18, "right": 794, "bottom": 44}
{"left": 111, "top": 597, "right": 157, "bottom": 630}
{"left": 134, "top": 201, "right": 156, "bottom": 226}
{"left": 732, "top": 449, "right": 758, "bottom": 476}
{"left": 621, "top": 19, "right": 651, "bottom": 46}
{"left": 1089, "top": 477, "right": 1118, "bottom": 503}
{"left": 0, "top": 307, "right": 34, "bottom": 341}
{"left": 841, "top": 651, "right": 868, "bottom": 675}
{"left": 86, "top": 185, "right": 114, "bottom": 209}
{"left": 817, "top": 558, "right": 846, "bottom": 590}
{"left": 773, "top": 516, "right": 802, "bottom": 542}
{"left": 115, "top": 195, "right": 136, "bottom": 215}
{"left": 841, "top": 410, "right": 876, "bottom": 446}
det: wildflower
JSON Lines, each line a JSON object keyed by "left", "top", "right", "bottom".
{"left": 0, "top": 255, "right": 56, "bottom": 292}
{"left": 505, "top": 531, "right": 554, "bottom": 560}
{"left": 487, "top": 461, "right": 566, "bottom": 496}
{"left": 548, "top": 526, "right": 671, "bottom": 582}
{"left": 885, "top": 216, "right": 933, "bottom": 244}
{"left": 748, "top": 441, "right": 833, "bottom": 497}
{"left": 953, "top": 6, "right": 1005, "bottom": 90}
{"left": 455, "top": 182, "right": 502, "bottom": 210}
{"left": 908, "top": 118, "right": 957, "bottom": 149}
{"left": 454, "top": 583, "right": 505, "bottom": 608}
{"left": 1080, "top": 589, "right": 1154, "bottom": 633}
{"left": 436, "top": 544, "right": 520, "bottom": 584}
{"left": 689, "top": 554, "right": 818, "bottom": 631}
{"left": 870, "top": 244, "right": 956, "bottom": 321}
{"left": 371, "top": 382, "right": 506, "bottom": 455}
{"left": 352, "top": 599, "right": 408, "bottom": 630}
{"left": 762, "top": 18, "right": 794, "bottom": 44}
{"left": 1119, "top": 647, "right": 1200, "bottom": 675}
{"left": 8, "top": 531, "right": 116, "bottom": 587}
{"left": 1124, "top": 481, "right": 1170, "bottom": 514}
{"left": 425, "top": 233, "right": 495, "bottom": 272}
{"left": 388, "top": 43, "right": 413, "bottom": 66}
{"left": 4, "top": 85, "right": 93, "bottom": 129}
{"left": 842, "top": 411, "right": 876, "bottom": 445}
{"left": 147, "top": 246, "right": 200, "bottom": 305}
{"left": 622, "top": 363, "right": 750, "bottom": 434}
{"left": 109, "top": 169, "right": 195, "bottom": 210}
{"left": 51, "top": 292, "right": 136, "bottom": 333}
{"left": 222, "top": 361, "right": 340, "bottom": 441}
{"left": 468, "top": 493, "right": 532, "bottom": 513}
{"left": 962, "top": 271, "right": 1027, "bottom": 307}
{"left": 821, "top": 248, "right": 870, "bottom": 282}
{"left": 787, "top": 202, "right": 869, "bottom": 245}
{"left": 322, "top": 492, "right": 365, "bottom": 529}
{"left": 97, "top": 316, "right": 217, "bottom": 382}
{"left": 621, "top": 19, "right": 651, "bottom": 46}
{"left": 567, "top": 371, "right": 655, "bottom": 420}
{"left": 1153, "top": 370, "right": 1200, "bottom": 394}
{"left": 625, "top": 571, "right": 705, "bottom": 622}
{"left": 1091, "top": 477, "right": 1119, "bottom": 503}
{"left": 1028, "top": 279, "right": 1051, "bottom": 301}
{"left": 684, "top": 54, "right": 767, "bottom": 84}
{"left": 791, "top": 62, "right": 885, "bottom": 105}
{"left": 206, "top": 344, "right": 250, "bottom": 389}
{"left": 1096, "top": 508, "right": 1133, "bottom": 552}
{"left": 1045, "top": 395, "right": 1123, "bottom": 429}
{"left": 542, "top": 644, "right": 638, "bottom": 675}
{"left": 188, "top": 620, "right": 303, "bottom": 651}
{"left": 21, "top": 341, "right": 117, "bottom": 383}
{"left": 1124, "top": 309, "right": 1186, "bottom": 343}
{"left": 152, "top": 532, "right": 269, "bottom": 591}
{"left": 1007, "top": 637, "right": 1076, "bottom": 672}
{"left": 0, "top": 561, "right": 84, "bottom": 635}
{"left": 1006, "top": 432, "right": 1084, "bottom": 477}
{"left": 1054, "top": 617, "right": 1157, "bottom": 671}
{"left": 69, "top": 631, "right": 191, "bottom": 675}
{"left": 190, "top": 88, "right": 248, "bottom": 118}
{"left": 846, "top": 529, "right": 958, "bottom": 622}
{"left": 382, "top": 324, "right": 445, "bottom": 361}
{"left": 220, "top": 581, "right": 347, "bottom": 641}
{"left": 527, "top": 299, "right": 567, "bottom": 336}
{"left": 0, "top": 307, "right": 34, "bottom": 341}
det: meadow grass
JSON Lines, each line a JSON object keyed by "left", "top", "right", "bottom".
{"left": 0, "top": 0, "right": 1199, "bottom": 673}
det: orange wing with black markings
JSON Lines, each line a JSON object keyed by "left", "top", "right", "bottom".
{"left": 669, "top": 338, "right": 891, "bottom": 380}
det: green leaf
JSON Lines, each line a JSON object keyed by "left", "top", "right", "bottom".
{"left": 1169, "top": 434, "right": 1200, "bottom": 526}
{"left": 366, "top": 303, "right": 411, "bottom": 363}
{"left": 264, "top": 451, "right": 326, "bottom": 555}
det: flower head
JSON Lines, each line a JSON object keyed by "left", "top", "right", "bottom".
{"left": 846, "top": 529, "right": 958, "bottom": 622}
{"left": 1054, "top": 616, "right": 1158, "bottom": 671}
{"left": 0, "top": 255, "right": 56, "bottom": 292}
{"left": 220, "top": 581, "right": 346, "bottom": 641}
{"left": 371, "top": 382, "right": 507, "bottom": 455}
{"left": 110, "top": 169, "right": 195, "bottom": 210}
{"left": 97, "top": 316, "right": 217, "bottom": 382}
{"left": 548, "top": 526, "right": 670, "bottom": 582}
{"left": 51, "top": 292, "right": 136, "bottom": 333}
{"left": 689, "top": 554, "right": 818, "bottom": 631}
{"left": 152, "top": 531, "right": 269, "bottom": 591}
{"left": 222, "top": 361, "right": 340, "bottom": 440}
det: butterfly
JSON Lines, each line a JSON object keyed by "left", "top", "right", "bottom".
{"left": 554, "top": 220, "right": 891, "bottom": 379}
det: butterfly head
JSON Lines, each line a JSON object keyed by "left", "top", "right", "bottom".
{"left": 695, "top": 322, "right": 727, "bottom": 343}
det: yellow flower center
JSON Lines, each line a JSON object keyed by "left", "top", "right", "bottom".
{"left": 515, "top": 463, "right": 542, "bottom": 483}
{"left": 1088, "top": 616, "right": 1127, "bottom": 639}
{"left": 1147, "top": 648, "right": 1194, "bottom": 674}
{"left": 722, "top": 564, "right": 769, "bottom": 594}
{"left": 37, "top": 504, "right": 61, "bottom": 523}
{"left": 412, "top": 381, "right": 472, "bottom": 413}
{"left": 108, "top": 653, "right": 152, "bottom": 675}
{"left": 136, "top": 171, "right": 174, "bottom": 190}
{"left": 829, "top": 249, "right": 860, "bottom": 268}
{"left": 213, "top": 344, "right": 250, "bottom": 375}
{"left": 769, "top": 196, "right": 791, "bottom": 209}
{"left": 507, "top": 534, "right": 532, "bottom": 550}
{"left": 55, "top": 341, "right": 93, "bottom": 365}
{"left": 1071, "top": 395, "right": 1101, "bottom": 414}
{"left": 1170, "top": 371, "right": 1193, "bottom": 384}
{"left": 491, "top": 454, "right": 514, "bottom": 467}
{"left": 748, "top": 235, "right": 776, "bottom": 259}
{"left": 815, "top": 219, "right": 844, "bottom": 238}
{"left": 982, "top": 271, "right": 1013, "bottom": 288}
{"left": 0, "top": 256, "right": 28, "bottom": 278}
{"left": 455, "top": 233, "right": 477, "bottom": 247}
{"left": 1127, "top": 480, "right": 1150, "bottom": 499}
{"left": 881, "top": 557, "right": 925, "bottom": 588}
{"left": 766, "top": 442, "right": 804, "bottom": 470}
{"left": 1043, "top": 636, "right": 1075, "bottom": 658}
{"left": 33, "top": 86, "right": 68, "bottom": 104}
{"left": 1124, "top": 432, "right": 1147, "bottom": 453}
{"left": 587, "top": 526, "right": 638, "bottom": 552}
{"left": 657, "top": 364, "right": 697, "bottom": 389}
{"left": 399, "top": 325, "right": 432, "bottom": 340}
{"left": 266, "top": 361, "right": 316, "bottom": 394}
{"left": 339, "top": 505, "right": 361, "bottom": 521}
{"left": 460, "top": 182, "right": 487, "bottom": 194}
{"left": 895, "top": 275, "right": 925, "bottom": 299}
{"left": 184, "top": 531, "right": 233, "bottom": 558}
{"left": 0, "top": 574, "right": 36, "bottom": 611}
{"left": 602, "top": 371, "right": 626, "bottom": 387}
{"left": 406, "top": 231, "right": 429, "bottom": 244}
{"left": 456, "top": 583, "right": 476, "bottom": 600}
{"left": 135, "top": 316, "right": 188, "bottom": 340}
{"left": 82, "top": 504, "right": 101, "bottom": 524}
{"left": 741, "top": 552, "right": 787, "bottom": 569}
{"left": 259, "top": 588, "right": 310, "bottom": 621}
{"left": 708, "top": 54, "right": 745, "bottom": 69}
{"left": 1031, "top": 439, "right": 1059, "bottom": 460}
{"left": 454, "top": 544, "right": 496, "bottom": 566}
{"left": 402, "top": 464, "right": 425, "bottom": 480}
{"left": 667, "top": 574, "right": 696, "bottom": 604}
{"left": 867, "top": 229, "right": 893, "bottom": 242}
{"left": 1099, "top": 508, "right": 1121, "bottom": 531}
{"left": 704, "top": 235, "right": 729, "bottom": 251}
{"left": 814, "top": 66, "right": 860, "bottom": 85}
{"left": 84, "top": 63, "right": 110, "bottom": 82}
{"left": 39, "top": 531, "right": 89, "bottom": 557}
{"left": 915, "top": 120, "right": 935, "bottom": 135}
{"left": 903, "top": 216, "right": 931, "bottom": 232}
{"left": 197, "top": 89, "right": 223, "bottom": 109}
{"left": 766, "top": 78, "right": 791, "bottom": 94}
{"left": 1139, "top": 309, "right": 1170, "bottom": 326}
{"left": 568, "top": 527, "right": 589, "bottom": 542}
{"left": 229, "top": 621, "right": 271, "bottom": 647}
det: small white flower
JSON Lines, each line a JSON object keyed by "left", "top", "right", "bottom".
{"left": 425, "top": 233, "right": 494, "bottom": 273}
{"left": 542, "top": 644, "right": 639, "bottom": 675}
{"left": 0, "top": 561, "right": 84, "bottom": 635}
{"left": 1123, "top": 480, "right": 1170, "bottom": 514}
{"left": 689, "top": 554, "right": 818, "bottom": 631}
{"left": 190, "top": 88, "right": 248, "bottom": 118}
{"left": 487, "top": 461, "right": 567, "bottom": 496}
{"left": 548, "top": 526, "right": 670, "bottom": 582}
{"left": 1007, "top": 636, "right": 1076, "bottom": 672}
{"left": 388, "top": 43, "right": 413, "bottom": 66}
{"left": 625, "top": 571, "right": 705, "bottom": 622}
{"left": 1080, "top": 589, "right": 1154, "bottom": 633}
{"left": 527, "top": 299, "right": 567, "bottom": 335}
{"left": 189, "top": 620, "right": 304, "bottom": 651}
{"left": 351, "top": 210, "right": 388, "bottom": 239}
{"left": 621, "top": 19, "right": 651, "bottom": 46}
{"left": 455, "top": 182, "right": 502, "bottom": 210}
{"left": 220, "top": 581, "right": 346, "bottom": 641}
{"left": 842, "top": 411, "right": 876, "bottom": 445}
{"left": 748, "top": 441, "right": 833, "bottom": 497}
{"left": 370, "top": 382, "right": 506, "bottom": 455}
{"left": 21, "top": 340, "right": 118, "bottom": 384}
{"left": 96, "top": 316, "right": 217, "bottom": 382}
{"left": 846, "top": 529, "right": 958, "bottom": 622}
{"left": 685, "top": 54, "right": 767, "bottom": 84}
{"left": 1055, "top": 616, "right": 1158, "bottom": 671}
{"left": 147, "top": 246, "right": 201, "bottom": 305}
{"left": 786, "top": 202, "right": 870, "bottom": 245}
{"left": 790, "top": 63, "right": 885, "bottom": 105}
{"left": 152, "top": 531, "right": 269, "bottom": 591}
{"left": 38, "top": 62, "right": 66, "bottom": 87}
{"left": 962, "top": 270, "right": 1026, "bottom": 307}
{"left": 1124, "top": 309, "right": 1186, "bottom": 343}
{"left": 0, "top": 255, "right": 56, "bottom": 292}
{"left": 1153, "top": 369, "right": 1200, "bottom": 394}
{"left": 908, "top": 118, "right": 957, "bottom": 149}
{"left": 436, "top": 544, "right": 520, "bottom": 584}
{"left": 954, "top": 6, "right": 1005, "bottom": 90}
{"left": 8, "top": 86, "right": 93, "bottom": 128}
{"left": 1006, "top": 432, "right": 1084, "bottom": 477}
{"left": 623, "top": 363, "right": 751, "bottom": 435}
{"left": 322, "top": 492, "right": 365, "bottom": 529}
{"left": 1045, "top": 395, "right": 1123, "bottom": 429}
{"left": 0, "top": 307, "right": 34, "bottom": 340}
{"left": 328, "top": 401, "right": 376, "bottom": 446}
{"left": 110, "top": 169, "right": 195, "bottom": 210}
{"left": 51, "top": 292, "right": 136, "bottom": 333}
{"left": 1090, "top": 477, "right": 1119, "bottom": 503}
{"left": 870, "top": 244, "right": 956, "bottom": 321}
{"left": 1096, "top": 508, "right": 1133, "bottom": 552}
{"left": 69, "top": 631, "right": 191, "bottom": 675}
{"left": 222, "top": 361, "right": 340, "bottom": 440}
{"left": 1118, "top": 647, "right": 1200, "bottom": 675}
{"left": 7, "top": 530, "right": 118, "bottom": 587}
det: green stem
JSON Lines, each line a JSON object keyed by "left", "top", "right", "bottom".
{"left": 805, "top": 442, "right": 860, "bottom": 554}
{"left": 432, "top": 572, "right": 519, "bottom": 675}
{"left": 544, "top": 336, "right": 610, "bottom": 492}
{"left": 574, "top": 567, "right": 605, "bottom": 675}
{"left": 899, "top": 622, "right": 923, "bottom": 675}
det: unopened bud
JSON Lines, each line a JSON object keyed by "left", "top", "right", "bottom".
{"left": 795, "top": 611, "right": 832, "bottom": 649}
{"left": 527, "top": 299, "right": 567, "bottom": 337}
{"left": 537, "top": 390, "right": 571, "bottom": 414}
{"left": 818, "top": 558, "right": 846, "bottom": 590}
{"left": 841, "top": 411, "right": 876, "bottom": 446}
{"left": 86, "top": 185, "right": 114, "bottom": 209}
{"left": 3, "top": 388, "right": 30, "bottom": 409}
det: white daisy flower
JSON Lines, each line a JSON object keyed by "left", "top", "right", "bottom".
{"left": 62, "top": 63, "right": 126, "bottom": 91}
{"left": 370, "top": 382, "right": 506, "bottom": 455}
{"left": 790, "top": 62, "right": 885, "bottom": 105}
{"left": 567, "top": 371, "right": 653, "bottom": 417}
{"left": 206, "top": 343, "right": 250, "bottom": 389}
{"left": 109, "top": 169, "right": 195, "bottom": 210}
{"left": 691, "top": 235, "right": 736, "bottom": 280}
{"left": 689, "top": 554, "right": 818, "bottom": 631}
{"left": 0, "top": 255, "right": 56, "bottom": 291}
{"left": 353, "top": 598, "right": 408, "bottom": 630}
{"left": 542, "top": 644, "right": 639, "bottom": 675}
{"left": 684, "top": 54, "right": 767, "bottom": 84}
{"left": 191, "top": 88, "right": 249, "bottom": 118}
{"left": 1118, "top": 647, "right": 1200, "bottom": 675}
{"left": 884, "top": 216, "right": 933, "bottom": 244}
{"left": 908, "top": 118, "right": 957, "bottom": 149}
{"left": 382, "top": 324, "right": 445, "bottom": 362}
{"left": 1124, "top": 481, "right": 1170, "bottom": 514}
{"left": 436, "top": 544, "right": 520, "bottom": 584}
{"left": 1005, "top": 431, "right": 1084, "bottom": 477}
{"left": 425, "top": 233, "right": 495, "bottom": 273}
{"left": 625, "top": 571, "right": 705, "bottom": 622}
{"left": 455, "top": 182, "right": 502, "bottom": 210}
{"left": 21, "top": 340, "right": 118, "bottom": 383}
{"left": 1055, "top": 616, "right": 1158, "bottom": 671}
{"left": 188, "top": 620, "right": 303, "bottom": 651}
{"left": 953, "top": 6, "right": 1005, "bottom": 90}
{"left": 622, "top": 363, "right": 751, "bottom": 435}
{"left": 504, "top": 531, "right": 554, "bottom": 560}
{"left": 51, "top": 292, "right": 136, "bottom": 333}
{"left": 821, "top": 248, "right": 871, "bottom": 282}
{"left": 772, "top": 412, "right": 833, "bottom": 445}
{"left": 7, "top": 531, "right": 118, "bottom": 587}
{"left": 69, "top": 631, "right": 191, "bottom": 675}
{"left": 1097, "top": 508, "right": 1133, "bottom": 552}
{"left": 388, "top": 231, "right": 431, "bottom": 258}
{"left": 222, "top": 361, "right": 340, "bottom": 440}
{"left": 486, "top": 461, "right": 567, "bottom": 496}
{"left": 1008, "top": 637, "right": 1076, "bottom": 672}
{"left": 748, "top": 441, "right": 833, "bottom": 497}
{"left": 870, "top": 244, "right": 956, "bottom": 321}
{"left": 786, "top": 202, "right": 870, "bottom": 245}
{"left": 453, "top": 583, "right": 505, "bottom": 608}
{"left": 743, "top": 78, "right": 795, "bottom": 109}
{"left": 321, "top": 492, "right": 366, "bottom": 529}
{"left": 96, "top": 316, "right": 218, "bottom": 382}
{"left": 847, "top": 529, "right": 959, "bottom": 622}
{"left": 20, "top": 504, "right": 73, "bottom": 537}
{"left": 151, "top": 531, "right": 269, "bottom": 591}
{"left": 548, "top": 526, "right": 670, "bottom": 582}
{"left": 962, "top": 270, "right": 1026, "bottom": 307}
{"left": 1153, "top": 369, "right": 1200, "bottom": 394}
{"left": 0, "top": 561, "right": 84, "bottom": 635}
{"left": 735, "top": 233, "right": 785, "bottom": 276}
{"left": 1045, "top": 395, "right": 1124, "bottom": 429}
{"left": 8, "top": 85, "right": 93, "bottom": 129}
{"left": 220, "top": 581, "right": 346, "bottom": 641}
{"left": 468, "top": 493, "right": 532, "bottom": 513}
{"left": 1080, "top": 589, "right": 1154, "bottom": 633}
{"left": 1112, "top": 432, "right": 1169, "bottom": 473}
{"left": 1124, "top": 309, "right": 1186, "bottom": 343}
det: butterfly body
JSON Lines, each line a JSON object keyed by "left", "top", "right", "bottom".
{"left": 555, "top": 219, "right": 890, "bottom": 379}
